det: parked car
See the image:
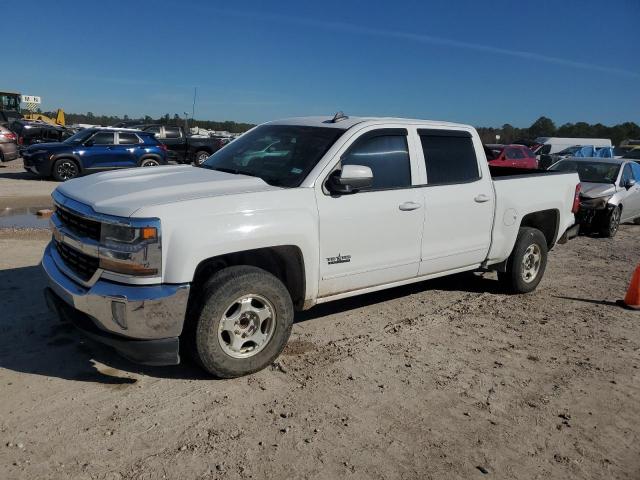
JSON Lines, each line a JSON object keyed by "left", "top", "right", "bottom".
{"left": 134, "top": 125, "right": 225, "bottom": 165}
{"left": 0, "top": 125, "right": 19, "bottom": 162}
{"left": 22, "top": 127, "right": 168, "bottom": 181}
{"left": 42, "top": 114, "right": 581, "bottom": 377}
{"left": 532, "top": 137, "right": 613, "bottom": 169}
{"left": 622, "top": 149, "right": 640, "bottom": 161}
{"left": 485, "top": 144, "right": 538, "bottom": 169}
{"left": 549, "top": 157, "right": 640, "bottom": 237}
{"left": 9, "top": 120, "right": 75, "bottom": 153}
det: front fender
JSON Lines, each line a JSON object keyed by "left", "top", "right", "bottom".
{"left": 135, "top": 189, "right": 320, "bottom": 303}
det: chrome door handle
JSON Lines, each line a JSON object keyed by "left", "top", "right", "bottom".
{"left": 399, "top": 201, "right": 422, "bottom": 211}
{"left": 474, "top": 194, "right": 490, "bottom": 203}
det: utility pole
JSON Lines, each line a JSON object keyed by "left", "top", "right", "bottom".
{"left": 191, "top": 87, "right": 197, "bottom": 125}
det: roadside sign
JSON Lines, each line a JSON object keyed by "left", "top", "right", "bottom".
{"left": 21, "top": 95, "right": 41, "bottom": 104}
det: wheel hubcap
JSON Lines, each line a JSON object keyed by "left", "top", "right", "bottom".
{"left": 142, "top": 160, "right": 158, "bottom": 167}
{"left": 57, "top": 161, "right": 77, "bottom": 180}
{"left": 521, "top": 244, "right": 542, "bottom": 283}
{"left": 217, "top": 295, "right": 276, "bottom": 359}
{"left": 197, "top": 153, "right": 208, "bottom": 165}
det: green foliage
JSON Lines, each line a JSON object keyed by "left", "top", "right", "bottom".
{"left": 41, "top": 111, "right": 256, "bottom": 134}
{"left": 43, "top": 112, "right": 640, "bottom": 144}
{"left": 477, "top": 116, "right": 640, "bottom": 146}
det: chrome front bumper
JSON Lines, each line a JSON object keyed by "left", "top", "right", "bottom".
{"left": 42, "top": 242, "right": 190, "bottom": 340}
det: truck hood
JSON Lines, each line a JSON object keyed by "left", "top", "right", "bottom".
{"left": 55, "top": 165, "right": 279, "bottom": 217}
{"left": 580, "top": 182, "right": 617, "bottom": 199}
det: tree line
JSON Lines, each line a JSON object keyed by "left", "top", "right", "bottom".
{"left": 43, "top": 111, "right": 255, "bottom": 134}
{"left": 477, "top": 116, "right": 640, "bottom": 146}
{"left": 44, "top": 111, "right": 640, "bottom": 144}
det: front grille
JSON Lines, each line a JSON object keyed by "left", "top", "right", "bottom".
{"left": 56, "top": 207, "right": 101, "bottom": 241}
{"left": 55, "top": 241, "right": 99, "bottom": 281}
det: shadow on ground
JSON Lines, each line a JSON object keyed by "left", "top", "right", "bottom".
{"left": 0, "top": 263, "right": 503, "bottom": 384}
{"left": 0, "top": 171, "right": 42, "bottom": 181}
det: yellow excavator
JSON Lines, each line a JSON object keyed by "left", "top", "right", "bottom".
{"left": 23, "top": 108, "right": 66, "bottom": 126}
{"left": 0, "top": 91, "right": 65, "bottom": 126}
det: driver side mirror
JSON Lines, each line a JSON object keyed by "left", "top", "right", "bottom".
{"left": 624, "top": 178, "right": 636, "bottom": 190}
{"left": 84, "top": 139, "right": 94, "bottom": 147}
{"left": 326, "top": 164, "right": 373, "bottom": 194}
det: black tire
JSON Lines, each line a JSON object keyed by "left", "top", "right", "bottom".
{"left": 634, "top": 217, "right": 640, "bottom": 225}
{"left": 194, "top": 150, "right": 210, "bottom": 166}
{"left": 139, "top": 157, "right": 160, "bottom": 167}
{"left": 51, "top": 158, "right": 80, "bottom": 181}
{"left": 498, "top": 227, "right": 548, "bottom": 294}
{"left": 188, "top": 266, "right": 293, "bottom": 378}
{"left": 600, "top": 205, "right": 621, "bottom": 238}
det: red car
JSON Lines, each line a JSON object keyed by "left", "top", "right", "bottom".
{"left": 486, "top": 144, "right": 538, "bottom": 169}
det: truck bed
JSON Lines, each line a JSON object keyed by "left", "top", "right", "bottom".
{"left": 485, "top": 166, "right": 580, "bottom": 266}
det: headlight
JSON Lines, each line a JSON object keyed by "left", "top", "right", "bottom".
{"left": 98, "top": 221, "right": 161, "bottom": 277}
{"left": 579, "top": 195, "right": 612, "bottom": 210}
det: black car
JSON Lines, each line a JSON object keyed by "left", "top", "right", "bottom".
{"left": 9, "top": 120, "right": 75, "bottom": 153}
{"left": 134, "top": 124, "right": 225, "bottom": 165}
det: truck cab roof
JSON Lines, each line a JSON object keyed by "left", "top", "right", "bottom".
{"left": 266, "top": 115, "right": 474, "bottom": 131}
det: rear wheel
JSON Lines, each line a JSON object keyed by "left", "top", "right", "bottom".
{"left": 51, "top": 158, "right": 79, "bottom": 181}
{"left": 601, "top": 206, "right": 621, "bottom": 238}
{"left": 188, "top": 266, "right": 293, "bottom": 378}
{"left": 194, "top": 150, "right": 210, "bottom": 166}
{"left": 498, "top": 227, "right": 548, "bottom": 294}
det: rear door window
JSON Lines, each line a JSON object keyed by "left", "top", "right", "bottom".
{"left": 165, "top": 127, "right": 181, "bottom": 139}
{"left": 419, "top": 130, "right": 480, "bottom": 185}
{"left": 341, "top": 130, "right": 411, "bottom": 190}
{"left": 630, "top": 162, "right": 640, "bottom": 180}
{"left": 118, "top": 132, "right": 141, "bottom": 144}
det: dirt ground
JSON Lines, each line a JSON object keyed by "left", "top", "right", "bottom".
{"left": 0, "top": 160, "right": 639, "bottom": 480}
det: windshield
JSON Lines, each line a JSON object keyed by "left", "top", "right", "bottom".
{"left": 63, "top": 129, "right": 95, "bottom": 144}
{"left": 201, "top": 125, "right": 345, "bottom": 187}
{"left": 549, "top": 160, "right": 621, "bottom": 184}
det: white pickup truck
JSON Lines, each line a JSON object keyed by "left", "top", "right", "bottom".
{"left": 42, "top": 114, "right": 581, "bottom": 377}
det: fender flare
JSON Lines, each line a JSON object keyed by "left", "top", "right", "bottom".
{"left": 49, "top": 154, "right": 83, "bottom": 176}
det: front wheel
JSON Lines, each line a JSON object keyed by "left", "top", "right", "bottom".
{"left": 600, "top": 206, "right": 621, "bottom": 238}
{"left": 498, "top": 227, "right": 548, "bottom": 294}
{"left": 194, "top": 150, "right": 210, "bottom": 166}
{"left": 51, "top": 158, "right": 79, "bottom": 181}
{"left": 140, "top": 158, "right": 160, "bottom": 167}
{"left": 189, "top": 266, "right": 293, "bottom": 378}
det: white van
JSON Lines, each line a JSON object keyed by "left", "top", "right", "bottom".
{"left": 534, "top": 137, "right": 612, "bottom": 156}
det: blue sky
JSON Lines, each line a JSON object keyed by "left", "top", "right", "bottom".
{"left": 4, "top": 0, "right": 639, "bottom": 127}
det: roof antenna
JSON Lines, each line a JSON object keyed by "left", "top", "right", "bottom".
{"left": 331, "top": 111, "right": 348, "bottom": 123}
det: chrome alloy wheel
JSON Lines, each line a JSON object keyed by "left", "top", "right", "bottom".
{"left": 56, "top": 160, "right": 78, "bottom": 180}
{"left": 521, "top": 244, "right": 542, "bottom": 283}
{"left": 217, "top": 295, "right": 276, "bottom": 359}
{"left": 141, "top": 159, "right": 160, "bottom": 167}
{"left": 609, "top": 207, "right": 621, "bottom": 236}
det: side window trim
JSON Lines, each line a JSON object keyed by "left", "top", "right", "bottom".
{"left": 418, "top": 129, "right": 481, "bottom": 186}
{"left": 322, "top": 127, "right": 414, "bottom": 195}
{"left": 339, "top": 128, "right": 412, "bottom": 193}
